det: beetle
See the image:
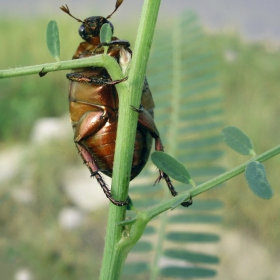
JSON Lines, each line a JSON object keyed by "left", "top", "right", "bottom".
{"left": 60, "top": 0, "right": 191, "bottom": 207}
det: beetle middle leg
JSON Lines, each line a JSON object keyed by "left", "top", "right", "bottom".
{"left": 133, "top": 105, "right": 192, "bottom": 207}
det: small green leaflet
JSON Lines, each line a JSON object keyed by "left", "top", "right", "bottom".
{"left": 245, "top": 161, "right": 273, "bottom": 199}
{"left": 221, "top": 126, "right": 256, "bottom": 156}
{"left": 46, "top": 20, "right": 60, "bottom": 61}
{"left": 100, "top": 23, "right": 112, "bottom": 54}
{"left": 100, "top": 23, "right": 112, "bottom": 44}
{"left": 151, "top": 151, "right": 193, "bottom": 185}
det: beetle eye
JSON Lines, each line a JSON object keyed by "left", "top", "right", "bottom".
{"left": 78, "top": 24, "right": 86, "bottom": 40}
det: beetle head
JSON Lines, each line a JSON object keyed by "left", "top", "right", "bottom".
{"left": 60, "top": 0, "right": 123, "bottom": 42}
{"left": 79, "top": 16, "right": 114, "bottom": 41}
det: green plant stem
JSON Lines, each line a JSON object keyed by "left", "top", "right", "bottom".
{"left": 0, "top": 1, "right": 161, "bottom": 276}
{"left": 115, "top": 144, "right": 280, "bottom": 257}
{"left": 99, "top": 0, "right": 161, "bottom": 280}
{"left": 189, "top": 144, "right": 280, "bottom": 198}
{"left": 148, "top": 144, "right": 280, "bottom": 218}
{"left": 0, "top": 55, "right": 118, "bottom": 79}
{"left": 2, "top": 3, "right": 278, "bottom": 279}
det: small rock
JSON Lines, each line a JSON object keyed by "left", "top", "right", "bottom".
{"left": 30, "top": 115, "right": 72, "bottom": 144}
{"left": 58, "top": 207, "right": 85, "bottom": 230}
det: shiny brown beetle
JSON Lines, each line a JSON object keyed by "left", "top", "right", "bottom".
{"left": 60, "top": 1, "right": 191, "bottom": 207}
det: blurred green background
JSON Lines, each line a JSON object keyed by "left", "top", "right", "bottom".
{"left": 0, "top": 3, "right": 280, "bottom": 280}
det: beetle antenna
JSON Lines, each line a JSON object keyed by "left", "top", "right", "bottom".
{"left": 106, "top": 0, "right": 124, "bottom": 19}
{"left": 60, "top": 5, "right": 84, "bottom": 23}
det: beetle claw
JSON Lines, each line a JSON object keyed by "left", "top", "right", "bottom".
{"left": 39, "top": 68, "right": 47, "bottom": 77}
{"left": 181, "top": 196, "right": 193, "bottom": 207}
{"left": 130, "top": 104, "right": 143, "bottom": 113}
{"left": 93, "top": 40, "right": 131, "bottom": 53}
{"left": 106, "top": 76, "right": 128, "bottom": 85}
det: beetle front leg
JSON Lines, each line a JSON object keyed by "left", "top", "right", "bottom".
{"left": 67, "top": 72, "right": 127, "bottom": 85}
{"left": 134, "top": 105, "right": 192, "bottom": 207}
{"left": 94, "top": 40, "right": 130, "bottom": 52}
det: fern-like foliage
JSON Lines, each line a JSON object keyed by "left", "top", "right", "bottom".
{"left": 123, "top": 11, "right": 225, "bottom": 279}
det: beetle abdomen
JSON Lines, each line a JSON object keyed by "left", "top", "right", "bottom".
{"left": 130, "top": 130, "right": 152, "bottom": 180}
{"left": 84, "top": 122, "right": 117, "bottom": 173}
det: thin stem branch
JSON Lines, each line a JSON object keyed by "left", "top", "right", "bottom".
{"left": 147, "top": 144, "right": 280, "bottom": 220}
{"left": 0, "top": 55, "right": 119, "bottom": 79}
{"left": 115, "top": 144, "right": 280, "bottom": 255}
{"left": 189, "top": 144, "right": 280, "bottom": 198}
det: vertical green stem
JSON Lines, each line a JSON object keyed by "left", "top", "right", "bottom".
{"left": 99, "top": 1, "right": 161, "bottom": 279}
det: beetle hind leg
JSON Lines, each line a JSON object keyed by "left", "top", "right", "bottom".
{"left": 94, "top": 172, "right": 128, "bottom": 206}
{"left": 135, "top": 104, "right": 191, "bottom": 207}
{"left": 154, "top": 170, "right": 177, "bottom": 196}
{"left": 76, "top": 143, "right": 128, "bottom": 206}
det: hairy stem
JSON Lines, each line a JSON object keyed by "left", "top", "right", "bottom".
{"left": 0, "top": 55, "right": 111, "bottom": 78}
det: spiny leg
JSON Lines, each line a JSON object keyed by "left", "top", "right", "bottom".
{"left": 132, "top": 105, "right": 174, "bottom": 191}
{"left": 67, "top": 72, "right": 127, "bottom": 85}
{"left": 94, "top": 172, "right": 128, "bottom": 206}
{"left": 154, "top": 136, "right": 192, "bottom": 207}
{"left": 133, "top": 105, "right": 192, "bottom": 207}
{"left": 154, "top": 169, "right": 178, "bottom": 197}
{"left": 181, "top": 196, "right": 193, "bottom": 207}
{"left": 93, "top": 40, "right": 130, "bottom": 53}
{"left": 153, "top": 139, "right": 192, "bottom": 207}
{"left": 76, "top": 143, "right": 128, "bottom": 206}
